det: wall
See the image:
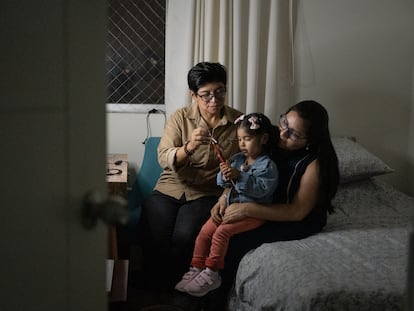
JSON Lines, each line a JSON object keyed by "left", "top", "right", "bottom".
{"left": 293, "top": 0, "right": 414, "bottom": 195}
{"left": 106, "top": 111, "right": 165, "bottom": 179}
{"left": 107, "top": 0, "right": 414, "bottom": 195}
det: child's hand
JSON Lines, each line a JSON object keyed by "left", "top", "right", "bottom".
{"left": 220, "top": 161, "right": 240, "bottom": 181}
{"left": 228, "top": 167, "right": 240, "bottom": 180}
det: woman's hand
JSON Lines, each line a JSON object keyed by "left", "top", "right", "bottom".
{"left": 186, "top": 127, "right": 211, "bottom": 153}
{"left": 218, "top": 195, "right": 227, "bottom": 216}
{"left": 221, "top": 202, "right": 247, "bottom": 224}
{"left": 210, "top": 201, "right": 223, "bottom": 225}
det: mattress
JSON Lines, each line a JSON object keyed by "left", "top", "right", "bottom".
{"left": 227, "top": 178, "right": 414, "bottom": 311}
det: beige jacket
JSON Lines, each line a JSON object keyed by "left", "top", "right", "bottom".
{"left": 154, "top": 103, "right": 243, "bottom": 200}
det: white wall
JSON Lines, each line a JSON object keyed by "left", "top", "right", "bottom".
{"left": 106, "top": 112, "right": 165, "bottom": 176}
{"left": 107, "top": 0, "right": 414, "bottom": 195}
{"left": 293, "top": 0, "right": 414, "bottom": 195}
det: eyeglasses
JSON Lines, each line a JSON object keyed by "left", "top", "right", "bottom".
{"left": 279, "top": 114, "right": 307, "bottom": 141}
{"left": 196, "top": 88, "right": 227, "bottom": 102}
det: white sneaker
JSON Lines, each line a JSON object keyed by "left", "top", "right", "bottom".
{"left": 184, "top": 267, "right": 221, "bottom": 297}
{"left": 174, "top": 267, "right": 202, "bottom": 292}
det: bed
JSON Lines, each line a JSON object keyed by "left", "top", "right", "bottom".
{"left": 227, "top": 137, "right": 414, "bottom": 311}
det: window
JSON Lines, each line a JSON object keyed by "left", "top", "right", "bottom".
{"left": 106, "top": 0, "right": 165, "bottom": 111}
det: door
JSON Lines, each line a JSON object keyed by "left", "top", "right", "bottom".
{"left": 0, "top": 1, "right": 108, "bottom": 310}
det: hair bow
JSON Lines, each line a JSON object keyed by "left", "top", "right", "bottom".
{"left": 234, "top": 114, "right": 245, "bottom": 124}
{"left": 248, "top": 116, "right": 260, "bottom": 129}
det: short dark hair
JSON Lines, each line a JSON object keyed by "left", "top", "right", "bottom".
{"left": 187, "top": 62, "right": 227, "bottom": 93}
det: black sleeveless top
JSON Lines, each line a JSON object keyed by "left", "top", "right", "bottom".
{"left": 272, "top": 147, "right": 327, "bottom": 228}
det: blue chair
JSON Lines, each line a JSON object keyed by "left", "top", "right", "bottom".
{"left": 117, "top": 137, "right": 162, "bottom": 259}
{"left": 126, "top": 136, "right": 162, "bottom": 229}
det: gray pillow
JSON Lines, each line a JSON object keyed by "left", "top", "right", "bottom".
{"left": 332, "top": 137, "right": 394, "bottom": 184}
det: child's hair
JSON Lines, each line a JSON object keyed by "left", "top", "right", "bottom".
{"left": 234, "top": 113, "right": 278, "bottom": 156}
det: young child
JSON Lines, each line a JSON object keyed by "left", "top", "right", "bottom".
{"left": 174, "top": 113, "right": 279, "bottom": 297}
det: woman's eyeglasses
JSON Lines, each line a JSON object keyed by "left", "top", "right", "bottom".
{"left": 196, "top": 88, "right": 227, "bottom": 102}
{"left": 279, "top": 114, "right": 307, "bottom": 141}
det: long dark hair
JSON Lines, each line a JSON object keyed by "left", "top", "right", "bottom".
{"left": 288, "top": 100, "right": 339, "bottom": 213}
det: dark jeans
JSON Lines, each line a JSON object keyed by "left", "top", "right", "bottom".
{"left": 140, "top": 190, "right": 218, "bottom": 289}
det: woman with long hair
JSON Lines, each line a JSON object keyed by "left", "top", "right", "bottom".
{"left": 203, "top": 100, "right": 340, "bottom": 310}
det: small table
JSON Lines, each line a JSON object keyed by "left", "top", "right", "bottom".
{"left": 106, "top": 153, "right": 128, "bottom": 259}
{"left": 107, "top": 153, "right": 128, "bottom": 198}
{"left": 106, "top": 154, "right": 129, "bottom": 302}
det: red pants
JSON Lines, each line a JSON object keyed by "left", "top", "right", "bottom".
{"left": 191, "top": 217, "right": 265, "bottom": 270}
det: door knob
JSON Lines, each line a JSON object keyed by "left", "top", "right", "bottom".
{"left": 82, "top": 190, "right": 129, "bottom": 229}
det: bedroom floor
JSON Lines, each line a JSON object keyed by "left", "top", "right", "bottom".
{"left": 110, "top": 246, "right": 205, "bottom": 311}
{"left": 109, "top": 273, "right": 204, "bottom": 311}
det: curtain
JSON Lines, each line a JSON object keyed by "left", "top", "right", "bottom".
{"left": 165, "top": 0, "right": 294, "bottom": 123}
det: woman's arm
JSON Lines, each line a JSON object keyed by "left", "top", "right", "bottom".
{"left": 221, "top": 159, "right": 320, "bottom": 224}
{"left": 158, "top": 111, "right": 210, "bottom": 169}
{"left": 210, "top": 188, "right": 231, "bottom": 225}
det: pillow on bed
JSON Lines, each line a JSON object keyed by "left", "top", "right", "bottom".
{"left": 332, "top": 137, "right": 393, "bottom": 184}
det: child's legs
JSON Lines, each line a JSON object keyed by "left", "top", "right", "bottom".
{"left": 191, "top": 218, "right": 218, "bottom": 269}
{"left": 205, "top": 218, "right": 265, "bottom": 270}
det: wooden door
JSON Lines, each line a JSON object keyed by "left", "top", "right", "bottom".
{"left": 0, "top": 1, "right": 108, "bottom": 310}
